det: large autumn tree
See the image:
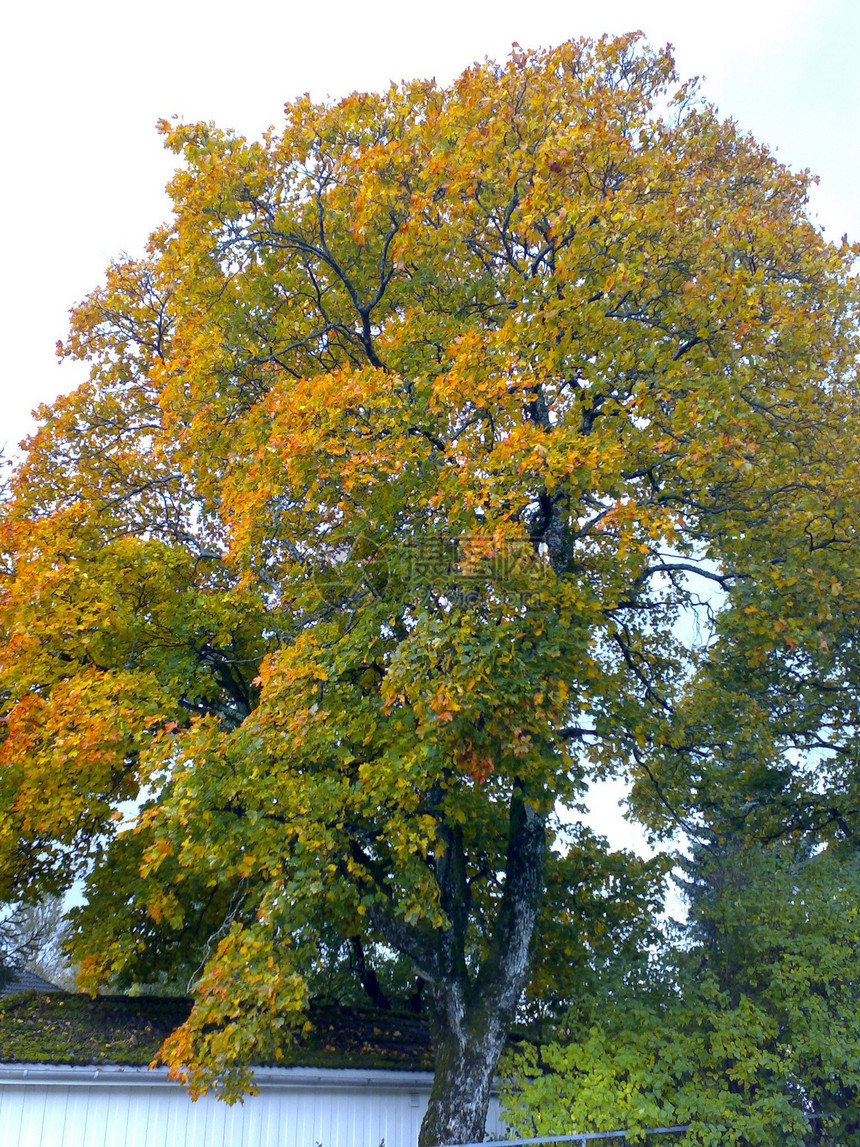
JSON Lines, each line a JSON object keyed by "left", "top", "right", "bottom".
{"left": 2, "top": 34, "right": 859, "bottom": 1144}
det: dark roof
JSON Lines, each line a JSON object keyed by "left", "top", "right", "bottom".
{"left": 0, "top": 993, "right": 433, "bottom": 1071}
{"left": 1, "top": 971, "right": 61, "bottom": 997}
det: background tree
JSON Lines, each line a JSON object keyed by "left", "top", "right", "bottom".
{"left": 502, "top": 843, "right": 860, "bottom": 1145}
{"left": 0, "top": 896, "right": 75, "bottom": 992}
{"left": 1, "top": 34, "right": 859, "bottom": 1145}
{"left": 0, "top": 902, "right": 40, "bottom": 990}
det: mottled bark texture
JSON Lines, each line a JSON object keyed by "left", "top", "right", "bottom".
{"left": 417, "top": 788, "right": 546, "bottom": 1146}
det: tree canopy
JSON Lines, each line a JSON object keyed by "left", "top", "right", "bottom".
{"left": 1, "top": 33, "right": 859, "bottom": 1145}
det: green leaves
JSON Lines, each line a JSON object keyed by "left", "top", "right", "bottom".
{"left": 503, "top": 846, "right": 860, "bottom": 1145}
{"left": 1, "top": 31, "right": 859, "bottom": 1138}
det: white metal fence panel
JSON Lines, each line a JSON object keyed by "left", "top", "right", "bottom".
{"left": 0, "top": 1068, "right": 505, "bottom": 1147}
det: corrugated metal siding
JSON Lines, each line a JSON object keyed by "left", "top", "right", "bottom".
{"left": 0, "top": 1071, "right": 505, "bottom": 1147}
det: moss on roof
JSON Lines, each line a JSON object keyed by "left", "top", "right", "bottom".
{"left": 0, "top": 993, "right": 192, "bottom": 1068}
{"left": 0, "top": 992, "right": 433, "bottom": 1071}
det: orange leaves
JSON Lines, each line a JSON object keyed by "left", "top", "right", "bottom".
{"left": 139, "top": 836, "right": 174, "bottom": 881}
{"left": 156, "top": 916, "right": 309, "bottom": 1101}
{"left": 0, "top": 670, "right": 160, "bottom": 820}
{"left": 223, "top": 365, "right": 411, "bottom": 571}
{"left": 455, "top": 745, "right": 495, "bottom": 784}
{"left": 428, "top": 684, "right": 461, "bottom": 724}
{"left": 0, "top": 662, "right": 177, "bottom": 904}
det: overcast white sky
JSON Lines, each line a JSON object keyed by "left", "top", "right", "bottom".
{"left": 1, "top": 0, "right": 857, "bottom": 853}
{"left": 2, "top": 0, "right": 857, "bottom": 459}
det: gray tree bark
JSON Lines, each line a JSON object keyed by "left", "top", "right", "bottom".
{"left": 417, "top": 787, "right": 546, "bottom": 1147}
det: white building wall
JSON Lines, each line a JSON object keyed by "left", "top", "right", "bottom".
{"left": 0, "top": 1066, "right": 506, "bottom": 1147}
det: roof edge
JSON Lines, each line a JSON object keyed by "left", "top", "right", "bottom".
{"left": 0, "top": 1064, "right": 437, "bottom": 1089}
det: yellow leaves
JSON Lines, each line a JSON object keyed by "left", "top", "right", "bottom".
{"left": 76, "top": 954, "right": 108, "bottom": 997}
{"left": 140, "top": 837, "right": 173, "bottom": 879}
{"left": 256, "top": 640, "right": 329, "bottom": 700}
{"left": 155, "top": 933, "right": 307, "bottom": 1099}
{"left": 0, "top": 667, "right": 168, "bottom": 857}
{"left": 146, "top": 888, "right": 184, "bottom": 929}
{"left": 428, "top": 684, "right": 461, "bottom": 724}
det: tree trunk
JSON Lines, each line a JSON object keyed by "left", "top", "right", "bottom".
{"left": 417, "top": 789, "right": 546, "bottom": 1146}
{"left": 419, "top": 989, "right": 511, "bottom": 1147}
